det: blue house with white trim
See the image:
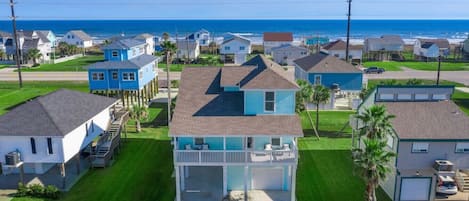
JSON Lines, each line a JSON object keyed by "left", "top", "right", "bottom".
{"left": 294, "top": 52, "right": 363, "bottom": 109}
{"left": 86, "top": 39, "right": 159, "bottom": 107}
{"left": 170, "top": 55, "right": 303, "bottom": 201}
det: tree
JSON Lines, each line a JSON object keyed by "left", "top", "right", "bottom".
{"left": 295, "top": 80, "right": 320, "bottom": 139}
{"left": 130, "top": 105, "right": 148, "bottom": 133}
{"left": 356, "top": 105, "right": 395, "bottom": 139}
{"left": 57, "top": 42, "right": 69, "bottom": 57}
{"left": 0, "top": 49, "right": 5, "bottom": 60}
{"left": 406, "top": 78, "right": 424, "bottom": 85}
{"left": 26, "top": 48, "right": 42, "bottom": 66}
{"left": 208, "top": 41, "right": 217, "bottom": 55}
{"left": 162, "top": 32, "right": 170, "bottom": 42}
{"left": 311, "top": 85, "right": 330, "bottom": 132}
{"left": 353, "top": 139, "right": 395, "bottom": 201}
{"left": 161, "top": 40, "right": 177, "bottom": 125}
{"left": 359, "top": 88, "right": 369, "bottom": 100}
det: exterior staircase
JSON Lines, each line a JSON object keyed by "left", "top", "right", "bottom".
{"left": 463, "top": 174, "right": 469, "bottom": 191}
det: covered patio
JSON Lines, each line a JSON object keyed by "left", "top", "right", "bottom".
{"left": 180, "top": 166, "right": 223, "bottom": 201}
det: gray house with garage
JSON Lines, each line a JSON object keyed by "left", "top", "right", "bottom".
{"left": 354, "top": 85, "right": 469, "bottom": 201}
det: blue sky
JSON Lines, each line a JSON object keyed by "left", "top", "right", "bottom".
{"left": 1, "top": 0, "right": 469, "bottom": 20}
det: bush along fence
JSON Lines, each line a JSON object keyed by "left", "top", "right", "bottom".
{"left": 16, "top": 183, "right": 61, "bottom": 200}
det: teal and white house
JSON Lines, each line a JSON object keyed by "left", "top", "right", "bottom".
{"left": 86, "top": 38, "right": 159, "bottom": 107}
{"left": 354, "top": 85, "right": 469, "bottom": 201}
{"left": 170, "top": 55, "right": 303, "bottom": 201}
{"left": 294, "top": 53, "right": 363, "bottom": 109}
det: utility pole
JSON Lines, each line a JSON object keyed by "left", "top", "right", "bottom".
{"left": 345, "top": 0, "right": 352, "bottom": 63}
{"left": 10, "top": 0, "right": 23, "bottom": 88}
{"left": 436, "top": 55, "right": 442, "bottom": 85}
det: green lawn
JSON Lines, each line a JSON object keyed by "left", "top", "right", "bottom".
{"left": 0, "top": 81, "right": 89, "bottom": 115}
{"left": 160, "top": 63, "right": 218, "bottom": 72}
{"left": 0, "top": 64, "right": 12, "bottom": 69}
{"left": 363, "top": 61, "right": 469, "bottom": 71}
{"left": 19, "top": 55, "right": 103, "bottom": 72}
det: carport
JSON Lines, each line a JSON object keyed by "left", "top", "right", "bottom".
{"left": 181, "top": 166, "right": 223, "bottom": 201}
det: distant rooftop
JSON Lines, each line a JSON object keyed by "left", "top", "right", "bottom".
{"left": 87, "top": 54, "right": 157, "bottom": 69}
{"left": 263, "top": 32, "right": 293, "bottom": 42}
{"left": 294, "top": 52, "right": 362, "bottom": 73}
{"left": 102, "top": 38, "right": 146, "bottom": 50}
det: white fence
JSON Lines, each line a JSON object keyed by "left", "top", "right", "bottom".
{"left": 53, "top": 54, "right": 83, "bottom": 64}
{"left": 175, "top": 149, "right": 297, "bottom": 164}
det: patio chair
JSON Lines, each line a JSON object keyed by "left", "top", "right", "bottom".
{"left": 264, "top": 144, "right": 272, "bottom": 151}
{"left": 283, "top": 144, "right": 291, "bottom": 151}
{"left": 202, "top": 144, "right": 209, "bottom": 150}
{"left": 185, "top": 144, "right": 192, "bottom": 150}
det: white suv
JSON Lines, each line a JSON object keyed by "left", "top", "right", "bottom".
{"left": 436, "top": 175, "right": 458, "bottom": 195}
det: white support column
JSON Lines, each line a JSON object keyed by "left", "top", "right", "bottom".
{"left": 223, "top": 165, "right": 228, "bottom": 196}
{"left": 244, "top": 165, "right": 248, "bottom": 201}
{"left": 180, "top": 166, "right": 185, "bottom": 191}
{"left": 175, "top": 166, "right": 181, "bottom": 201}
{"left": 290, "top": 165, "right": 297, "bottom": 201}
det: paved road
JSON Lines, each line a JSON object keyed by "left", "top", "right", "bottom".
{"left": 1, "top": 67, "right": 468, "bottom": 86}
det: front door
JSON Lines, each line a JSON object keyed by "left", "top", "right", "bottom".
{"left": 247, "top": 137, "right": 253, "bottom": 150}
{"left": 109, "top": 70, "right": 119, "bottom": 89}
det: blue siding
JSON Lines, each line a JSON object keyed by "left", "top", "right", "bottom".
{"left": 244, "top": 90, "right": 296, "bottom": 115}
{"left": 226, "top": 137, "right": 243, "bottom": 150}
{"left": 178, "top": 137, "right": 193, "bottom": 150}
{"left": 104, "top": 49, "right": 127, "bottom": 61}
{"left": 224, "top": 86, "right": 240, "bottom": 92}
{"left": 108, "top": 70, "right": 120, "bottom": 89}
{"left": 227, "top": 166, "right": 245, "bottom": 190}
{"left": 204, "top": 137, "right": 224, "bottom": 150}
{"left": 308, "top": 73, "right": 363, "bottom": 91}
{"left": 88, "top": 69, "right": 108, "bottom": 90}
{"left": 254, "top": 137, "right": 270, "bottom": 151}
{"left": 138, "top": 63, "right": 157, "bottom": 88}
{"left": 120, "top": 69, "right": 140, "bottom": 90}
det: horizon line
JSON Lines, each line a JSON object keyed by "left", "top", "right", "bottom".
{"left": 1, "top": 18, "right": 469, "bottom": 21}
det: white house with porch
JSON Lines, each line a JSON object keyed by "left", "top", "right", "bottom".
{"left": 170, "top": 55, "right": 303, "bottom": 201}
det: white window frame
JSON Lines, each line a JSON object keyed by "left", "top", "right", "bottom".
{"left": 122, "top": 72, "right": 136, "bottom": 81}
{"left": 397, "top": 94, "right": 412, "bottom": 101}
{"left": 112, "top": 50, "right": 118, "bottom": 57}
{"left": 455, "top": 143, "right": 469, "bottom": 153}
{"left": 379, "top": 94, "right": 394, "bottom": 100}
{"left": 314, "top": 75, "right": 321, "bottom": 85}
{"left": 264, "top": 91, "right": 275, "bottom": 112}
{"left": 432, "top": 94, "right": 447, "bottom": 100}
{"left": 239, "top": 46, "right": 245, "bottom": 51}
{"left": 271, "top": 137, "right": 281, "bottom": 147}
{"left": 139, "top": 71, "right": 143, "bottom": 80}
{"left": 224, "top": 46, "right": 230, "bottom": 51}
{"left": 92, "top": 72, "right": 104, "bottom": 81}
{"left": 415, "top": 94, "right": 429, "bottom": 100}
{"left": 194, "top": 138, "right": 204, "bottom": 145}
{"left": 412, "top": 142, "right": 429, "bottom": 153}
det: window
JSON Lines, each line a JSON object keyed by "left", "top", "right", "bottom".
{"left": 432, "top": 94, "right": 447, "bottom": 100}
{"left": 30, "top": 138, "right": 36, "bottom": 154}
{"left": 247, "top": 137, "right": 253, "bottom": 149}
{"left": 85, "top": 123, "right": 89, "bottom": 136}
{"left": 112, "top": 72, "right": 118, "bottom": 80}
{"left": 112, "top": 51, "right": 118, "bottom": 57}
{"left": 92, "top": 72, "right": 104, "bottom": 81}
{"left": 76, "top": 42, "right": 79, "bottom": 45}
{"left": 194, "top": 138, "right": 204, "bottom": 145}
{"left": 412, "top": 142, "right": 429, "bottom": 153}
{"left": 132, "top": 49, "right": 136, "bottom": 56}
{"left": 272, "top": 138, "right": 281, "bottom": 146}
{"left": 314, "top": 75, "right": 321, "bottom": 85}
{"left": 67, "top": 35, "right": 70, "bottom": 39}
{"left": 301, "top": 51, "right": 307, "bottom": 55}
{"left": 397, "top": 94, "right": 412, "bottom": 100}
{"left": 71, "top": 35, "right": 74, "bottom": 39}
{"left": 379, "top": 94, "right": 394, "bottom": 100}
{"left": 239, "top": 46, "right": 245, "bottom": 51}
{"left": 415, "top": 94, "right": 429, "bottom": 100}
{"left": 224, "top": 46, "right": 230, "bottom": 51}
{"left": 455, "top": 143, "right": 469, "bottom": 153}
{"left": 122, "top": 72, "right": 135, "bottom": 81}
{"left": 47, "top": 138, "right": 53, "bottom": 154}
{"left": 334, "top": 54, "right": 340, "bottom": 57}
{"left": 264, "top": 91, "right": 275, "bottom": 112}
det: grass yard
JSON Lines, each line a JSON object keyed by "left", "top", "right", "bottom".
{"left": 160, "top": 63, "right": 217, "bottom": 72}
{"left": 0, "top": 64, "right": 12, "bottom": 69}
{"left": 19, "top": 55, "right": 104, "bottom": 72}
{"left": 297, "top": 111, "right": 392, "bottom": 201}
{"left": 0, "top": 81, "right": 89, "bottom": 115}
{"left": 363, "top": 60, "right": 469, "bottom": 71}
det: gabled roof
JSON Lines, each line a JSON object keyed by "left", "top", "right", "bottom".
{"left": 68, "top": 30, "right": 92, "bottom": 41}
{"left": 263, "top": 32, "right": 293, "bottom": 42}
{"left": 417, "top": 38, "right": 450, "bottom": 49}
{"left": 170, "top": 67, "right": 303, "bottom": 136}
{"left": 421, "top": 42, "right": 437, "bottom": 49}
{"left": 102, "top": 38, "right": 146, "bottom": 50}
{"left": 35, "top": 31, "right": 50, "bottom": 43}
{"left": 176, "top": 40, "right": 198, "bottom": 50}
{"left": 0, "top": 89, "right": 117, "bottom": 137}
{"left": 135, "top": 33, "right": 154, "bottom": 39}
{"left": 322, "top": 40, "right": 362, "bottom": 51}
{"left": 22, "top": 38, "right": 41, "bottom": 49}
{"left": 87, "top": 54, "right": 157, "bottom": 69}
{"left": 271, "top": 44, "right": 308, "bottom": 52}
{"left": 240, "top": 55, "right": 299, "bottom": 89}
{"left": 0, "top": 30, "right": 11, "bottom": 38}
{"left": 221, "top": 34, "right": 251, "bottom": 45}
{"left": 220, "top": 66, "right": 256, "bottom": 87}
{"left": 293, "top": 52, "right": 362, "bottom": 73}
{"left": 366, "top": 35, "right": 404, "bottom": 46}
{"left": 383, "top": 101, "right": 469, "bottom": 140}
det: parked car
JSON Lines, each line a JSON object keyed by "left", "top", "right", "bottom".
{"left": 436, "top": 175, "right": 458, "bottom": 195}
{"left": 364, "top": 66, "right": 385, "bottom": 74}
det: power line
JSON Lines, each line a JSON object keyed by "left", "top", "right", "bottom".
{"left": 345, "top": 0, "right": 352, "bottom": 63}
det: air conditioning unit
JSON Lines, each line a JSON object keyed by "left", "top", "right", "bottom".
{"left": 433, "top": 160, "right": 454, "bottom": 172}
{"left": 5, "top": 152, "right": 20, "bottom": 166}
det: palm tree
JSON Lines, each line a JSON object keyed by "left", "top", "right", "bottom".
{"left": 295, "top": 80, "right": 320, "bottom": 139}
{"left": 311, "top": 85, "right": 330, "bottom": 132}
{"left": 353, "top": 139, "right": 396, "bottom": 201}
{"left": 208, "top": 41, "right": 217, "bottom": 55}
{"left": 356, "top": 105, "right": 395, "bottom": 139}
{"left": 161, "top": 40, "right": 177, "bottom": 125}
{"left": 0, "top": 49, "right": 5, "bottom": 60}
{"left": 57, "top": 42, "right": 69, "bottom": 57}
{"left": 162, "top": 32, "right": 170, "bottom": 42}
{"left": 26, "top": 48, "right": 42, "bottom": 66}
{"left": 130, "top": 104, "right": 148, "bottom": 133}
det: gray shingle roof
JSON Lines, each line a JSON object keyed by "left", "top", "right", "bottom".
{"left": 169, "top": 67, "right": 303, "bottom": 137}
{"left": 135, "top": 33, "right": 154, "bottom": 39}
{"left": 293, "top": 53, "right": 363, "bottom": 73}
{"left": 221, "top": 34, "right": 251, "bottom": 45}
{"left": 87, "top": 54, "right": 157, "bottom": 69}
{"left": 176, "top": 40, "right": 198, "bottom": 50}
{"left": 0, "top": 30, "right": 12, "bottom": 38}
{"left": 0, "top": 89, "right": 118, "bottom": 137}
{"left": 22, "top": 38, "right": 40, "bottom": 49}
{"left": 69, "top": 30, "right": 92, "bottom": 41}
{"left": 418, "top": 38, "right": 450, "bottom": 49}
{"left": 383, "top": 101, "right": 469, "bottom": 140}
{"left": 271, "top": 44, "right": 308, "bottom": 52}
{"left": 241, "top": 55, "right": 299, "bottom": 89}
{"left": 322, "top": 40, "right": 362, "bottom": 51}
{"left": 102, "top": 38, "right": 146, "bottom": 50}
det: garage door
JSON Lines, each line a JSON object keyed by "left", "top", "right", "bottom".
{"left": 400, "top": 178, "right": 431, "bottom": 201}
{"left": 252, "top": 168, "right": 283, "bottom": 190}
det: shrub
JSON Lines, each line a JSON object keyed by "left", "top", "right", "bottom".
{"left": 32, "top": 63, "right": 40, "bottom": 67}
{"left": 16, "top": 183, "right": 29, "bottom": 197}
{"left": 28, "top": 184, "right": 44, "bottom": 197}
{"left": 15, "top": 183, "right": 61, "bottom": 200}
{"left": 170, "top": 80, "right": 179, "bottom": 88}
{"left": 44, "top": 185, "right": 60, "bottom": 199}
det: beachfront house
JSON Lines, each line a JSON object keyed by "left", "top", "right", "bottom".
{"left": 0, "top": 31, "right": 12, "bottom": 59}
{"left": 220, "top": 34, "right": 252, "bottom": 64}
{"left": 413, "top": 38, "right": 450, "bottom": 60}
{"left": 134, "top": 33, "right": 155, "bottom": 55}
{"left": 364, "top": 35, "right": 405, "bottom": 61}
{"left": 294, "top": 52, "right": 363, "bottom": 109}
{"left": 86, "top": 38, "right": 159, "bottom": 107}
{"left": 186, "top": 29, "right": 211, "bottom": 46}
{"left": 464, "top": 38, "right": 469, "bottom": 59}
{"left": 0, "top": 89, "right": 127, "bottom": 189}
{"left": 4, "top": 30, "right": 53, "bottom": 64}
{"left": 272, "top": 44, "right": 309, "bottom": 66}
{"left": 263, "top": 32, "right": 293, "bottom": 55}
{"left": 170, "top": 55, "right": 302, "bottom": 201}
{"left": 353, "top": 85, "right": 469, "bottom": 201}
{"left": 63, "top": 30, "right": 93, "bottom": 48}
{"left": 176, "top": 39, "right": 200, "bottom": 60}
{"left": 37, "top": 30, "right": 57, "bottom": 47}
{"left": 321, "top": 39, "right": 363, "bottom": 63}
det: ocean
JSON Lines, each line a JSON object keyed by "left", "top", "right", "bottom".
{"left": 0, "top": 20, "right": 468, "bottom": 44}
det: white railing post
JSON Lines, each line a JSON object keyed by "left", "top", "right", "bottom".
{"left": 199, "top": 151, "right": 202, "bottom": 164}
